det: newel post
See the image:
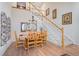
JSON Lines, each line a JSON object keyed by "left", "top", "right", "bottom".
{"left": 61, "top": 27, "right": 65, "bottom": 48}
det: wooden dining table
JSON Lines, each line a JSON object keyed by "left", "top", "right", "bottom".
{"left": 19, "top": 31, "right": 48, "bottom": 49}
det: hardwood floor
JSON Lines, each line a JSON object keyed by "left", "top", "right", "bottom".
{"left": 3, "top": 42, "right": 79, "bottom": 56}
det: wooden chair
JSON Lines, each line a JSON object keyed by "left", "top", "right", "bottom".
{"left": 27, "top": 32, "right": 36, "bottom": 50}
{"left": 14, "top": 31, "right": 25, "bottom": 48}
{"left": 42, "top": 31, "right": 48, "bottom": 44}
{"left": 35, "top": 32, "right": 43, "bottom": 47}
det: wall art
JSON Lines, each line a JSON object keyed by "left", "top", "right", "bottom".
{"left": 0, "top": 11, "right": 11, "bottom": 46}
{"left": 52, "top": 9, "right": 57, "bottom": 19}
{"left": 62, "top": 12, "right": 72, "bottom": 25}
{"left": 17, "top": 2, "right": 26, "bottom": 9}
{"left": 46, "top": 8, "right": 50, "bottom": 16}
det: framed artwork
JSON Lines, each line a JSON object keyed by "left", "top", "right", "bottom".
{"left": 21, "top": 22, "right": 27, "bottom": 32}
{"left": 46, "top": 8, "right": 50, "bottom": 16}
{"left": 62, "top": 12, "right": 72, "bottom": 25}
{"left": 52, "top": 9, "right": 57, "bottom": 19}
{"left": 21, "top": 20, "right": 37, "bottom": 32}
{"left": 26, "top": 22, "right": 31, "bottom": 31}
{"left": 17, "top": 2, "right": 26, "bottom": 9}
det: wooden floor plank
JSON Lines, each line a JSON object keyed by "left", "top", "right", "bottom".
{"left": 3, "top": 42, "right": 79, "bottom": 56}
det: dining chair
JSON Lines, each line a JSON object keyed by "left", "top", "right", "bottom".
{"left": 35, "top": 32, "right": 43, "bottom": 47}
{"left": 14, "top": 31, "right": 25, "bottom": 48}
{"left": 27, "top": 31, "right": 36, "bottom": 50}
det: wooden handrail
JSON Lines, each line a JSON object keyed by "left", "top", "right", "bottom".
{"left": 29, "top": 3, "right": 62, "bottom": 31}
{"left": 29, "top": 2, "right": 45, "bottom": 13}
{"left": 61, "top": 27, "right": 64, "bottom": 48}
{"left": 29, "top": 2, "right": 65, "bottom": 48}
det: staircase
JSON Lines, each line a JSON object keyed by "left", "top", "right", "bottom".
{"left": 12, "top": 2, "right": 74, "bottom": 48}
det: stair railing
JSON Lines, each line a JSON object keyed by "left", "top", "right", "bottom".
{"left": 29, "top": 2, "right": 65, "bottom": 48}
{"left": 12, "top": 2, "right": 74, "bottom": 48}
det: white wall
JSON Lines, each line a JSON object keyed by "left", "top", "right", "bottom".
{"left": 72, "top": 3, "right": 79, "bottom": 45}
{"left": 11, "top": 8, "right": 44, "bottom": 41}
{"left": 41, "top": 2, "right": 79, "bottom": 45}
{"left": 11, "top": 7, "right": 60, "bottom": 46}
{"left": 0, "top": 2, "right": 13, "bottom": 55}
{"left": 11, "top": 9, "right": 32, "bottom": 39}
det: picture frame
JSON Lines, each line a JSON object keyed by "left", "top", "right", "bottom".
{"left": 21, "top": 20, "right": 37, "bottom": 32}
{"left": 62, "top": 12, "right": 72, "bottom": 25}
{"left": 17, "top": 2, "right": 26, "bottom": 9}
{"left": 21, "top": 22, "right": 27, "bottom": 32}
{"left": 52, "top": 9, "right": 57, "bottom": 19}
{"left": 21, "top": 22, "right": 30, "bottom": 32}
{"left": 46, "top": 8, "right": 50, "bottom": 16}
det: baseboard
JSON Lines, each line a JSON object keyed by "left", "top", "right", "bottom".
{"left": 73, "top": 43, "right": 79, "bottom": 45}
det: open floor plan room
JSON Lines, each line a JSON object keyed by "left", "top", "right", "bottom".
{"left": 0, "top": 2, "right": 79, "bottom": 56}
